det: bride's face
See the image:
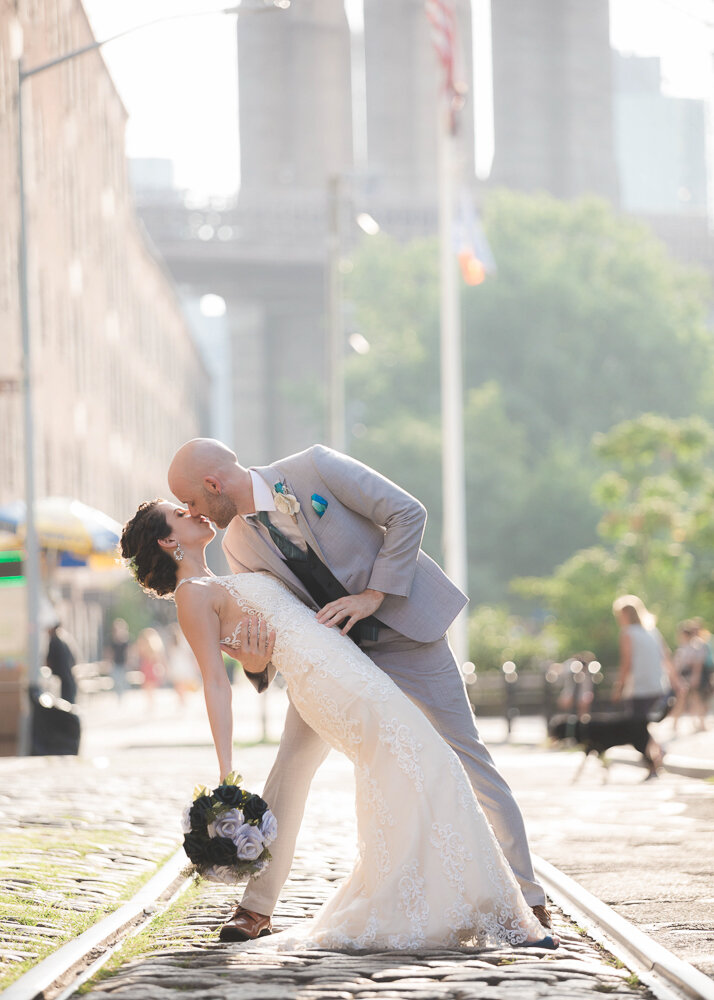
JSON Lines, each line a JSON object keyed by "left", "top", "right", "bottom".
{"left": 158, "top": 501, "right": 216, "bottom": 551}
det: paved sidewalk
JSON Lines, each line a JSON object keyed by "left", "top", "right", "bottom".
{"left": 76, "top": 677, "right": 289, "bottom": 756}
{"left": 493, "top": 741, "right": 714, "bottom": 978}
{"left": 476, "top": 713, "right": 714, "bottom": 774}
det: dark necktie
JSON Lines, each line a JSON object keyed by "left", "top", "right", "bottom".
{"left": 255, "top": 510, "right": 306, "bottom": 562}
{"left": 251, "top": 510, "right": 380, "bottom": 645}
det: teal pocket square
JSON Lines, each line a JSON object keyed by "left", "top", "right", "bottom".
{"left": 311, "top": 494, "right": 328, "bottom": 516}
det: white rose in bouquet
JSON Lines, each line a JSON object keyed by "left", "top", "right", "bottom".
{"left": 233, "top": 823, "right": 265, "bottom": 860}
{"left": 206, "top": 808, "right": 245, "bottom": 842}
{"left": 259, "top": 809, "right": 278, "bottom": 845}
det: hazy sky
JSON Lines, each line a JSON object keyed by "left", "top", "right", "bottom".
{"left": 81, "top": 0, "right": 714, "bottom": 198}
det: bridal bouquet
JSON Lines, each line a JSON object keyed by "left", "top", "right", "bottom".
{"left": 181, "top": 771, "right": 277, "bottom": 885}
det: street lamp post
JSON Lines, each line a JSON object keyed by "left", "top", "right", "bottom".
{"left": 436, "top": 105, "right": 469, "bottom": 667}
{"left": 325, "top": 175, "right": 379, "bottom": 453}
{"left": 14, "top": 0, "right": 288, "bottom": 755}
{"left": 15, "top": 58, "right": 40, "bottom": 759}
{"left": 326, "top": 175, "right": 346, "bottom": 453}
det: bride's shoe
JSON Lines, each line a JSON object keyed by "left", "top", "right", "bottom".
{"left": 522, "top": 934, "right": 559, "bottom": 950}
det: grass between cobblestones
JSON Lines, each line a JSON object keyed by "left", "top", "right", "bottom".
{"left": 76, "top": 880, "right": 207, "bottom": 994}
{"left": 0, "top": 831, "right": 180, "bottom": 991}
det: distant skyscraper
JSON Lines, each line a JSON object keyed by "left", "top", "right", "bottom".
{"left": 489, "top": 0, "right": 619, "bottom": 202}
{"left": 237, "top": 0, "right": 353, "bottom": 198}
{"left": 363, "top": 0, "right": 474, "bottom": 209}
{"left": 613, "top": 52, "right": 709, "bottom": 217}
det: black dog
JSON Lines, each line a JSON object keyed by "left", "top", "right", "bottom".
{"left": 548, "top": 695, "right": 674, "bottom": 780}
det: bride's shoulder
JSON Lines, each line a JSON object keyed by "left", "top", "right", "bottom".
{"left": 174, "top": 576, "right": 218, "bottom": 604}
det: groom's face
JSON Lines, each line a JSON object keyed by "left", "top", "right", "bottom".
{"left": 194, "top": 485, "right": 238, "bottom": 530}
{"left": 175, "top": 480, "right": 238, "bottom": 530}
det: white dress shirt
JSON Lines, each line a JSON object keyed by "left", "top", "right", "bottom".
{"left": 246, "top": 469, "right": 307, "bottom": 554}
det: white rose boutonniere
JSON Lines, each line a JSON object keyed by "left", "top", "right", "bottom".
{"left": 273, "top": 481, "right": 301, "bottom": 515}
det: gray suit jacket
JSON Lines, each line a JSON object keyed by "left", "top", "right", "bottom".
{"left": 222, "top": 446, "right": 468, "bottom": 685}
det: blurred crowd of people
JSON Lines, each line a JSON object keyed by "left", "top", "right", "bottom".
{"left": 610, "top": 594, "right": 712, "bottom": 733}
{"left": 551, "top": 594, "right": 712, "bottom": 773}
{"left": 555, "top": 594, "right": 712, "bottom": 729}
{"left": 43, "top": 616, "right": 205, "bottom": 711}
{"left": 104, "top": 618, "right": 202, "bottom": 709}
{"left": 47, "top": 594, "right": 712, "bottom": 738}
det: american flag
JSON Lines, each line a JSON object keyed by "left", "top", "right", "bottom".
{"left": 454, "top": 190, "right": 496, "bottom": 286}
{"left": 425, "top": 0, "right": 466, "bottom": 132}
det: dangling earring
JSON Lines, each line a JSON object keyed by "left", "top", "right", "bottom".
{"left": 174, "top": 541, "right": 184, "bottom": 562}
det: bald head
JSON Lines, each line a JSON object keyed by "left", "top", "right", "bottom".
{"left": 168, "top": 438, "right": 253, "bottom": 527}
{"left": 169, "top": 438, "right": 238, "bottom": 486}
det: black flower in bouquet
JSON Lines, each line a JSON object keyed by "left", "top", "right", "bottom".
{"left": 213, "top": 784, "right": 245, "bottom": 808}
{"left": 207, "top": 835, "right": 239, "bottom": 866}
{"left": 189, "top": 794, "right": 215, "bottom": 831}
{"left": 243, "top": 793, "right": 269, "bottom": 823}
{"left": 180, "top": 771, "right": 278, "bottom": 885}
{"left": 183, "top": 830, "right": 211, "bottom": 866}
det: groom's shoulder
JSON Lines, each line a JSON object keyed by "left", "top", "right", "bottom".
{"left": 274, "top": 443, "right": 335, "bottom": 473}
{"left": 281, "top": 443, "right": 331, "bottom": 460}
{"left": 278, "top": 446, "right": 389, "bottom": 487}
{"left": 276, "top": 445, "right": 378, "bottom": 486}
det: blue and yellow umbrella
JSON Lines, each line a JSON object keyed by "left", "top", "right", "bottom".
{"left": 0, "top": 497, "right": 122, "bottom": 558}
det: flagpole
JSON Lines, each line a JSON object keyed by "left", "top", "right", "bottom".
{"left": 437, "top": 104, "right": 469, "bottom": 666}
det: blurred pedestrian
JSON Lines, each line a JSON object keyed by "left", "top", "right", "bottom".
{"left": 106, "top": 617, "right": 131, "bottom": 701}
{"left": 672, "top": 619, "right": 711, "bottom": 733}
{"left": 556, "top": 651, "right": 595, "bottom": 718}
{"left": 694, "top": 621, "right": 713, "bottom": 729}
{"left": 46, "top": 621, "right": 79, "bottom": 704}
{"left": 134, "top": 627, "right": 167, "bottom": 710}
{"left": 165, "top": 622, "right": 200, "bottom": 706}
{"left": 611, "top": 595, "right": 676, "bottom": 774}
{"left": 611, "top": 595, "right": 674, "bottom": 716}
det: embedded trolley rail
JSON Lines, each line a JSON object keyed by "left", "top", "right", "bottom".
{"left": 3, "top": 851, "right": 713, "bottom": 1000}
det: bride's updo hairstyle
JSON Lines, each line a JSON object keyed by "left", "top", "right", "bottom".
{"left": 120, "top": 499, "right": 177, "bottom": 598}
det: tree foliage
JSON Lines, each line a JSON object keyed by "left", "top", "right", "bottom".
{"left": 514, "top": 414, "right": 714, "bottom": 664}
{"left": 467, "top": 604, "right": 554, "bottom": 674}
{"left": 344, "top": 190, "right": 712, "bottom": 618}
{"left": 462, "top": 193, "right": 712, "bottom": 452}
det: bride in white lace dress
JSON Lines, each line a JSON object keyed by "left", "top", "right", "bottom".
{"left": 120, "top": 500, "right": 556, "bottom": 952}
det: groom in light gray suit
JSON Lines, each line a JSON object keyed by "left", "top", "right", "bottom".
{"left": 168, "top": 438, "right": 549, "bottom": 941}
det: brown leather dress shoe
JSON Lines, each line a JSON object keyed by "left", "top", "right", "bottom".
{"left": 219, "top": 905, "right": 272, "bottom": 942}
{"left": 532, "top": 904, "right": 552, "bottom": 929}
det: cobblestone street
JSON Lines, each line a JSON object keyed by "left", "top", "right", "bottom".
{"left": 0, "top": 751, "right": 190, "bottom": 988}
{"left": 80, "top": 880, "right": 649, "bottom": 1000}
{"left": 1, "top": 691, "right": 712, "bottom": 997}
{"left": 3, "top": 746, "right": 654, "bottom": 1000}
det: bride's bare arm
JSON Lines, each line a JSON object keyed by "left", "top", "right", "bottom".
{"left": 177, "top": 589, "right": 234, "bottom": 780}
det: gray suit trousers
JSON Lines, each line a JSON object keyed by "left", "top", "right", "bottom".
{"left": 241, "top": 628, "right": 545, "bottom": 914}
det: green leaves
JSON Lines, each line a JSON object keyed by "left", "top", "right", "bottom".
{"left": 341, "top": 189, "right": 713, "bottom": 642}
{"left": 518, "top": 414, "right": 714, "bottom": 659}
{"left": 594, "top": 414, "right": 714, "bottom": 483}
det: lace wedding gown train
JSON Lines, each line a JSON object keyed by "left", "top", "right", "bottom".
{"left": 215, "top": 572, "right": 544, "bottom": 951}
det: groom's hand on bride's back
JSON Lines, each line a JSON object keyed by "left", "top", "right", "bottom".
{"left": 220, "top": 613, "right": 276, "bottom": 674}
{"left": 316, "top": 589, "right": 385, "bottom": 636}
